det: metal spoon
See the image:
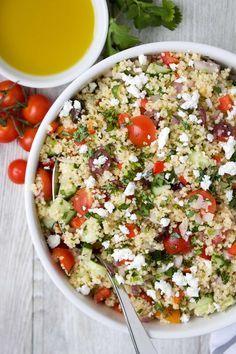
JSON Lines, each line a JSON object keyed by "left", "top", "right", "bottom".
{"left": 52, "top": 159, "right": 60, "bottom": 200}
{"left": 96, "top": 255, "right": 157, "bottom": 354}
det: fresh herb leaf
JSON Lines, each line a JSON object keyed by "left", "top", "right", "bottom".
{"left": 213, "top": 86, "right": 222, "bottom": 94}
{"left": 229, "top": 191, "right": 236, "bottom": 209}
{"left": 136, "top": 192, "right": 154, "bottom": 217}
{"left": 164, "top": 266, "right": 177, "bottom": 277}
{"left": 74, "top": 125, "right": 89, "bottom": 143}
{"left": 102, "top": 108, "right": 118, "bottom": 131}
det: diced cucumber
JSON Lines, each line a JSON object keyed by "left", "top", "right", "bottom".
{"left": 80, "top": 247, "right": 93, "bottom": 262}
{"left": 151, "top": 185, "right": 170, "bottom": 196}
{"left": 46, "top": 136, "right": 62, "bottom": 156}
{"left": 42, "top": 215, "right": 55, "bottom": 229}
{"left": 59, "top": 185, "right": 77, "bottom": 199}
{"left": 47, "top": 197, "right": 75, "bottom": 225}
{"left": 191, "top": 296, "right": 214, "bottom": 316}
{"left": 86, "top": 260, "right": 107, "bottom": 278}
{"left": 58, "top": 163, "right": 78, "bottom": 199}
{"left": 221, "top": 295, "right": 235, "bottom": 310}
{"left": 189, "top": 151, "right": 210, "bottom": 169}
{"left": 212, "top": 254, "right": 225, "bottom": 268}
{"left": 80, "top": 218, "right": 100, "bottom": 244}
{"left": 147, "top": 63, "right": 171, "bottom": 75}
{"left": 112, "top": 85, "right": 121, "bottom": 99}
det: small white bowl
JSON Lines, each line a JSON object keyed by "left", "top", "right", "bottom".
{"left": 0, "top": 0, "right": 108, "bottom": 88}
{"left": 25, "top": 42, "right": 236, "bottom": 338}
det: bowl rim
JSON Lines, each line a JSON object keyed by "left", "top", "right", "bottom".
{"left": 25, "top": 41, "right": 236, "bottom": 338}
{"left": 0, "top": 0, "right": 109, "bottom": 88}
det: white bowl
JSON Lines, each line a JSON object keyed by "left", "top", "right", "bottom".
{"left": 25, "top": 41, "right": 236, "bottom": 338}
{"left": 0, "top": 0, "right": 108, "bottom": 88}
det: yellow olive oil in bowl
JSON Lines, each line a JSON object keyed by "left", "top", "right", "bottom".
{"left": 0, "top": 0, "right": 95, "bottom": 76}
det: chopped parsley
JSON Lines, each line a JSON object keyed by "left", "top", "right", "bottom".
{"left": 74, "top": 125, "right": 89, "bottom": 143}
{"left": 102, "top": 108, "right": 118, "bottom": 131}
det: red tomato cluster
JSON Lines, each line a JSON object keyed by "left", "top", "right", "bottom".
{"left": 0, "top": 80, "right": 52, "bottom": 184}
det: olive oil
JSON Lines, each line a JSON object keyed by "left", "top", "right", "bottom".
{"left": 0, "top": 0, "right": 94, "bottom": 75}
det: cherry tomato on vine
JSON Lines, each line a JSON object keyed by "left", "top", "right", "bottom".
{"left": 22, "top": 94, "right": 52, "bottom": 124}
{"left": 8, "top": 159, "right": 27, "bottom": 184}
{"left": 0, "top": 80, "right": 25, "bottom": 108}
{"left": 0, "top": 114, "right": 20, "bottom": 143}
{"left": 18, "top": 127, "right": 38, "bottom": 152}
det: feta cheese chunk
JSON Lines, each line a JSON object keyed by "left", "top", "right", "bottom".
{"left": 225, "top": 190, "right": 233, "bottom": 202}
{"left": 181, "top": 91, "right": 200, "bottom": 110}
{"left": 85, "top": 176, "right": 96, "bottom": 189}
{"left": 93, "top": 155, "right": 108, "bottom": 167}
{"left": 146, "top": 289, "right": 157, "bottom": 301}
{"left": 179, "top": 132, "right": 189, "bottom": 146}
{"left": 124, "top": 182, "right": 136, "bottom": 196}
{"left": 138, "top": 54, "right": 148, "bottom": 66}
{"left": 155, "top": 280, "right": 173, "bottom": 298}
{"left": 119, "top": 225, "right": 129, "bottom": 235}
{"left": 220, "top": 136, "right": 236, "bottom": 160}
{"left": 112, "top": 248, "right": 134, "bottom": 262}
{"left": 127, "top": 254, "right": 146, "bottom": 270}
{"left": 200, "top": 175, "right": 212, "bottom": 191}
{"left": 110, "top": 98, "right": 119, "bottom": 106}
{"left": 160, "top": 217, "right": 170, "bottom": 227}
{"left": 88, "top": 208, "right": 108, "bottom": 218}
{"left": 76, "top": 285, "right": 90, "bottom": 296}
{"left": 47, "top": 234, "right": 60, "bottom": 249}
{"left": 104, "top": 201, "right": 115, "bottom": 214}
{"left": 59, "top": 100, "right": 73, "bottom": 118}
{"left": 218, "top": 162, "right": 236, "bottom": 176}
{"left": 102, "top": 240, "right": 110, "bottom": 249}
{"left": 158, "top": 127, "right": 170, "bottom": 150}
{"left": 129, "top": 155, "right": 139, "bottom": 162}
{"left": 79, "top": 144, "right": 88, "bottom": 154}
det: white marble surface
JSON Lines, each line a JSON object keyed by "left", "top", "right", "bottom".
{"left": 0, "top": 1, "right": 236, "bottom": 353}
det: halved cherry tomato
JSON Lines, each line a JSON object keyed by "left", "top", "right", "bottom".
{"left": 52, "top": 247, "right": 75, "bottom": 273}
{"left": 0, "top": 80, "right": 25, "bottom": 108}
{"left": 227, "top": 243, "right": 236, "bottom": 256}
{"left": 22, "top": 94, "right": 52, "bottom": 124}
{"left": 94, "top": 287, "right": 112, "bottom": 303}
{"left": 179, "top": 175, "right": 187, "bottom": 186}
{"left": 87, "top": 120, "right": 96, "bottom": 134}
{"left": 8, "top": 159, "right": 27, "bottom": 184}
{"left": 164, "top": 233, "right": 192, "bottom": 255}
{"left": 128, "top": 115, "right": 157, "bottom": 147}
{"left": 49, "top": 121, "right": 59, "bottom": 134}
{"left": 163, "top": 308, "right": 181, "bottom": 323}
{"left": 187, "top": 189, "right": 217, "bottom": 214}
{"left": 71, "top": 188, "right": 93, "bottom": 216}
{"left": 0, "top": 115, "right": 20, "bottom": 143}
{"left": 153, "top": 161, "right": 165, "bottom": 174}
{"left": 118, "top": 113, "right": 129, "bottom": 126}
{"left": 218, "top": 95, "right": 233, "bottom": 113}
{"left": 161, "top": 52, "right": 179, "bottom": 66}
{"left": 212, "top": 154, "right": 222, "bottom": 164}
{"left": 125, "top": 223, "right": 139, "bottom": 238}
{"left": 70, "top": 216, "right": 86, "bottom": 228}
{"left": 18, "top": 127, "right": 38, "bottom": 152}
{"left": 199, "top": 244, "right": 211, "bottom": 260}
{"left": 37, "top": 168, "right": 52, "bottom": 201}
{"left": 140, "top": 98, "right": 148, "bottom": 114}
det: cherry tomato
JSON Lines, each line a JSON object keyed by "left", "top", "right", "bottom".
{"left": 125, "top": 223, "right": 139, "bottom": 238}
{"left": 199, "top": 244, "right": 211, "bottom": 260}
{"left": 18, "top": 127, "right": 38, "bottom": 152}
{"left": 218, "top": 95, "right": 233, "bottom": 113}
{"left": 0, "top": 80, "right": 25, "bottom": 108}
{"left": 70, "top": 216, "right": 86, "bottom": 228}
{"left": 161, "top": 52, "right": 179, "bottom": 66}
{"left": 8, "top": 159, "right": 27, "bottom": 184}
{"left": 213, "top": 121, "right": 235, "bottom": 142}
{"left": 153, "top": 161, "right": 165, "bottom": 174}
{"left": 0, "top": 115, "right": 20, "bottom": 143}
{"left": 49, "top": 121, "right": 59, "bottom": 134}
{"left": 163, "top": 231, "right": 192, "bottom": 255}
{"left": 52, "top": 247, "right": 75, "bottom": 273}
{"left": 140, "top": 98, "right": 148, "bottom": 114}
{"left": 94, "top": 287, "right": 112, "bottom": 303}
{"left": 227, "top": 243, "right": 236, "bottom": 256}
{"left": 178, "top": 175, "right": 187, "bottom": 186}
{"left": 128, "top": 115, "right": 157, "bottom": 147}
{"left": 22, "top": 94, "right": 52, "bottom": 124}
{"left": 118, "top": 113, "right": 129, "bottom": 126}
{"left": 187, "top": 189, "right": 217, "bottom": 214}
{"left": 71, "top": 188, "right": 93, "bottom": 216}
{"left": 37, "top": 168, "right": 52, "bottom": 201}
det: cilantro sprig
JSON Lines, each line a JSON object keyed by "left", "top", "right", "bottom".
{"left": 105, "top": 0, "right": 182, "bottom": 56}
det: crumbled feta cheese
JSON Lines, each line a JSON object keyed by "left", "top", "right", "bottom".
{"left": 138, "top": 54, "right": 148, "bottom": 66}
{"left": 93, "top": 155, "right": 108, "bottom": 167}
{"left": 76, "top": 285, "right": 91, "bottom": 296}
{"left": 172, "top": 271, "right": 187, "bottom": 286}
{"left": 169, "top": 63, "right": 178, "bottom": 71}
{"left": 227, "top": 105, "right": 236, "bottom": 121}
{"left": 158, "top": 127, "right": 170, "bottom": 150}
{"left": 110, "top": 98, "right": 119, "bottom": 106}
{"left": 181, "top": 91, "right": 200, "bottom": 110}
{"left": 200, "top": 175, "right": 212, "bottom": 190}
{"left": 127, "top": 254, "right": 146, "bottom": 270}
{"left": 112, "top": 248, "right": 134, "bottom": 262}
{"left": 207, "top": 133, "right": 214, "bottom": 142}
{"left": 181, "top": 313, "right": 190, "bottom": 323}
{"left": 155, "top": 280, "right": 173, "bottom": 298}
{"left": 179, "top": 132, "right": 189, "bottom": 146}
{"left": 104, "top": 201, "right": 115, "bottom": 214}
{"left": 130, "top": 213, "right": 137, "bottom": 221}
{"left": 218, "top": 162, "right": 236, "bottom": 176}
{"left": 85, "top": 176, "right": 96, "bottom": 189}
{"left": 129, "top": 155, "right": 138, "bottom": 162}
{"left": 188, "top": 60, "right": 194, "bottom": 67}
{"left": 206, "top": 98, "right": 213, "bottom": 109}
{"left": 88, "top": 82, "right": 97, "bottom": 93}
{"left": 160, "top": 217, "right": 170, "bottom": 227}
{"left": 134, "top": 172, "right": 143, "bottom": 181}
{"left": 189, "top": 114, "right": 198, "bottom": 123}
{"left": 178, "top": 110, "right": 187, "bottom": 118}
{"left": 113, "top": 234, "right": 125, "bottom": 243}
{"left": 47, "top": 234, "right": 60, "bottom": 249}
{"left": 185, "top": 273, "right": 199, "bottom": 297}
{"left": 175, "top": 77, "right": 187, "bottom": 83}
{"left": 115, "top": 274, "right": 124, "bottom": 285}
{"left": 73, "top": 100, "right": 81, "bottom": 110}
{"left": 88, "top": 208, "right": 108, "bottom": 218}
{"left": 79, "top": 144, "right": 88, "bottom": 154}
{"left": 193, "top": 169, "right": 200, "bottom": 178}
{"left": 119, "top": 225, "right": 129, "bottom": 235}
{"left": 202, "top": 212, "right": 214, "bottom": 223}
{"left": 146, "top": 289, "right": 157, "bottom": 301}
{"left": 124, "top": 182, "right": 136, "bottom": 196}
{"left": 225, "top": 189, "right": 233, "bottom": 202}
{"left": 102, "top": 240, "right": 110, "bottom": 249}
{"left": 179, "top": 155, "right": 188, "bottom": 164}
{"left": 220, "top": 136, "right": 236, "bottom": 160}
{"left": 59, "top": 100, "right": 73, "bottom": 117}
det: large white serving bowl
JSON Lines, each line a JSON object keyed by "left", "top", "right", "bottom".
{"left": 25, "top": 42, "right": 236, "bottom": 338}
{"left": 0, "top": 0, "right": 108, "bottom": 88}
